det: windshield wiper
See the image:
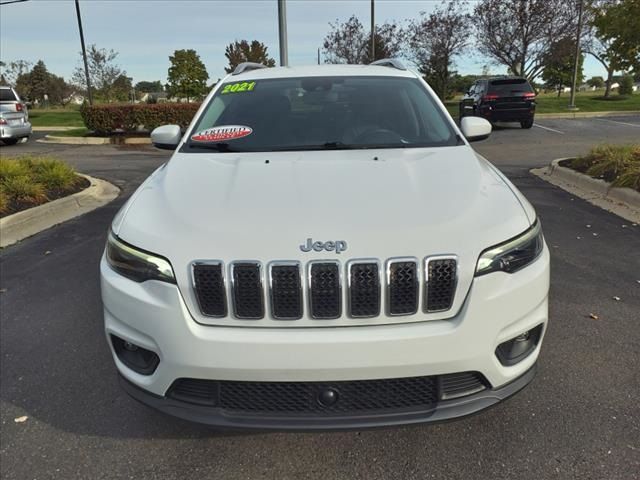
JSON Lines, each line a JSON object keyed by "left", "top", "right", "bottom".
{"left": 187, "top": 142, "right": 241, "bottom": 152}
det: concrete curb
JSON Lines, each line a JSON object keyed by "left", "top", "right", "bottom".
{"left": 535, "top": 110, "right": 640, "bottom": 119}
{"left": 531, "top": 158, "right": 640, "bottom": 223}
{"left": 0, "top": 174, "right": 120, "bottom": 248}
{"left": 31, "top": 126, "right": 81, "bottom": 132}
{"left": 38, "top": 135, "right": 151, "bottom": 145}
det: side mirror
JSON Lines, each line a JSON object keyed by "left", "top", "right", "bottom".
{"left": 151, "top": 124, "right": 181, "bottom": 150}
{"left": 460, "top": 116, "right": 492, "bottom": 142}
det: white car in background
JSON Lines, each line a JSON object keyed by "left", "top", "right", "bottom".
{"left": 0, "top": 86, "right": 32, "bottom": 145}
{"left": 101, "top": 60, "right": 550, "bottom": 430}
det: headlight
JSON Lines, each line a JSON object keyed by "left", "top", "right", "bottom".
{"left": 106, "top": 231, "right": 175, "bottom": 284}
{"left": 475, "top": 221, "right": 544, "bottom": 276}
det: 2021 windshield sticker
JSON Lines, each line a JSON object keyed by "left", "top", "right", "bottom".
{"left": 191, "top": 125, "right": 253, "bottom": 142}
{"left": 220, "top": 81, "right": 256, "bottom": 94}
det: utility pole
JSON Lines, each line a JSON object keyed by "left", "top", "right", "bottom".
{"left": 317, "top": 48, "right": 320, "bottom": 65}
{"left": 277, "top": 0, "right": 288, "bottom": 66}
{"left": 568, "top": 0, "right": 583, "bottom": 110}
{"left": 370, "top": 0, "right": 375, "bottom": 61}
{"left": 75, "top": 0, "right": 93, "bottom": 105}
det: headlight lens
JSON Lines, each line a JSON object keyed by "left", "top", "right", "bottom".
{"left": 106, "top": 231, "right": 175, "bottom": 283}
{"left": 475, "top": 221, "right": 544, "bottom": 276}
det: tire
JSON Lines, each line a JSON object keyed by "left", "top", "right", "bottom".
{"left": 520, "top": 118, "right": 534, "bottom": 129}
{"left": 1, "top": 138, "right": 19, "bottom": 145}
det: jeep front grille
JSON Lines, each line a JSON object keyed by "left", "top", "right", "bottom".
{"left": 230, "top": 262, "right": 264, "bottom": 319}
{"left": 309, "top": 261, "right": 341, "bottom": 319}
{"left": 269, "top": 262, "right": 303, "bottom": 320}
{"left": 348, "top": 261, "right": 381, "bottom": 318}
{"left": 192, "top": 256, "right": 457, "bottom": 321}
{"left": 425, "top": 257, "right": 457, "bottom": 312}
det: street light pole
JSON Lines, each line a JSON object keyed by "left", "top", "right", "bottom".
{"left": 74, "top": 0, "right": 93, "bottom": 105}
{"left": 370, "top": 0, "right": 375, "bottom": 61}
{"left": 568, "top": 0, "right": 584, "bottom": 110}
{"left": 277, "top": 0, "right": 288, "bottom": 66}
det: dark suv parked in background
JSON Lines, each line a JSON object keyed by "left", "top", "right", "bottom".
{"left": 459, "top": 77, "right": 536, "bottom": 129}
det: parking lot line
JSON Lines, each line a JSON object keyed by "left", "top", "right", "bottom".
{"left": 594, "top": 117, "right": 640, "bottom": 127}
{"left": 533, "top": 123, "right": 565, "bottom": 134}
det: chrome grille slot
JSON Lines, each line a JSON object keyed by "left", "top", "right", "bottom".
{"left": 348, "top": 261, "right": 381, "bottom": 318}
{"left": 309, "top": 261, "right": 342, "bottom": 319}
{"left": 269, "top": 262, "right": 303, "bottom": 320}
{"left": 387, "top": 259, "right": 419, "bottom": 316}
{"left": 192, "top": 262, "right": 227, "bottom": 317}
{"left": 425, "top": 256, "right": 457, "bottom": 312}
{"left": 231, "top": 262, "right": 264, "bottom": 319}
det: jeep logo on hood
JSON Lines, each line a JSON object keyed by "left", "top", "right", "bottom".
{"left": 300, "top": 238, "right": 348, "bottom": 254}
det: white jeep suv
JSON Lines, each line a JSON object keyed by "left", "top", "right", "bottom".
{"left": 101, "top": 61, "right": 549, "bottom": 430}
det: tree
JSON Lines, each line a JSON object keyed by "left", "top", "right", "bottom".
{"left": 0, "top": 60, "right": 33, "bottom": 87}
{"left": 542, "top": 37, "right": 584, "bottom": 97}
{"left": 587, "top": 76, "right": 605, "bottom": 88}
{"left": 587, "top": 0, "right": 640, "bottom": 97}
{"left": 224, "top": 40, "right": 276, "bottom": 73}
{"left": 322, "top": 15, "right": 403, "bottom": 64}
{"left": 406, "top": 1, "right": 471, "bottom": 99}
{"left": 13, "top": 60, "right": 75, "bottom": 106}
{"left": 167, "top": 49, "right": 209, "bottom": 101}
{"left": 473, "top": 0, "right": 579, "bottom": 82}
{"left": 72, "top": 45, "right": 128, "bottom": 102}
{"left": 134, "top": 80, "right": 163, "bottom": 93}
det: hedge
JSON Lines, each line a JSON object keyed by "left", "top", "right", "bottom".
{"left": 80, "top": 103, "right": 201, "bottom": 134}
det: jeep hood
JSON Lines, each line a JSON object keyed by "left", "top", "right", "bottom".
{"left": 114, "top": 146, "right": 534, "bottom": 324}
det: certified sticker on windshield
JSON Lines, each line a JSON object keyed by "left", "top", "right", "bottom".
{"left": 191, "top": 125, "right": 252, "bottom": 142}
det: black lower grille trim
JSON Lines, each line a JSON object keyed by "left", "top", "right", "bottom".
{"left": 168, "top": 375, "right": 441, "bottom": 415}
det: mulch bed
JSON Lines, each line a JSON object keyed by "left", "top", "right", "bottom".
{"left": 1, "top": 176, "right": 90, "bottom": 218}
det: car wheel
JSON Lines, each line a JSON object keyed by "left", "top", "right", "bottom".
{"left": 520, "top": 118, "right": 534, "bottom": 129}
{"left": 1, "top": 138, "right": 19, "bottom": 145}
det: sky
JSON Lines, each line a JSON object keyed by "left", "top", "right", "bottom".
{"left": 0, "top": 0, "right": 606, "bottom": 85}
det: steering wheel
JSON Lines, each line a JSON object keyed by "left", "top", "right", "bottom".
{"left": 352, "top": 127, "right": 405, "bottom": 145}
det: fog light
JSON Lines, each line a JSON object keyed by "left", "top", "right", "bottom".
{"left": 111, "top": 335, "right": 159, "bottom": 375}
{"left": 495, "top": 324, "right": 543, "bottom": 366}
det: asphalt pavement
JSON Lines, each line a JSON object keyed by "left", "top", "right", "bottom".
{"left": 1, "top": 116, "right": 639, "bottom": 480}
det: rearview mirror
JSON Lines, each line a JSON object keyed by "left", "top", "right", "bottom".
{"left": 151, "top": 125, "right": 182, "bottom": 150}
{"left": 460, "top": 117, "right": 492, "bottom": 142}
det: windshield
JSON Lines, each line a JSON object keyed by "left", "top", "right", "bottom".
{"left": 488, "top": 79, "right": 533, "bottom": 95}
{"left": 185, "top": 76, "right": 459, "bottom": 152}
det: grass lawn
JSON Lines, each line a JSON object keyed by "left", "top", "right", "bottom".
{"left": 444, "top": 91, "right": 640, "bottom": 118}
{"left": 0, "top": 155, "right": 88, "bottom": 217}
{"left": 567, "top": 144, "right": 639, "bottom": 192}
{"left": 28, "top": 109, "right": 84, "bottom": 127}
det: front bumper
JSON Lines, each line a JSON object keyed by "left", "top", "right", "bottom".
{"left": 119, "top": 365, "right": 537, "bottom": 430}
{"left": 101, "top": 244, "right": 550, "bottom": 429}
{"left": 0, "top": 121, "right": 32, "bottom": 139}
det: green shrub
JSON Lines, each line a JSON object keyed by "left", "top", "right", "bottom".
{"left": 570, "top": 144, "right": 640, "bottom": 191}
{"left": 1, "top": 175, "right": 47, "bottom": 204}
{"left": 0, "top": 156, "right": 82, "bottom": 216}
{"left": 618, "top": 75, "right": 634, "bottom": 96}
{"left": 80, "top": 103, "right": 201, "bottom": 134}
{"left": 32, "top": 158, "right": 79, "bottom": 191}
{"left": 0, "top": 189, "right": 8, "bottom": 216}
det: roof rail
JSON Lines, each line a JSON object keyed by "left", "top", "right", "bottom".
{"left": 232, "top": 62, "right": 268, "bottom": 76}
{"left": 369, "top": 58, "right": 407, "bottom": 71}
